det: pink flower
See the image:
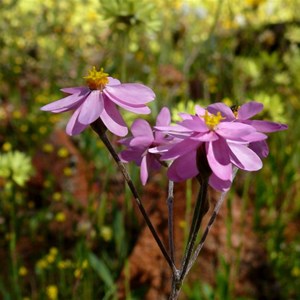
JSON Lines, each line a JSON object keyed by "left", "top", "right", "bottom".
{"left": 41, "top": 67, "right": 155, "bottom": 136}
{"left": 155, "top": 104, "right": 268, "bottom": 191}
{"left": 207, "top": 102, "right": 288, "bottom": 157}
{"left": 119, "top": 107, "right": 172, "bottom": 185}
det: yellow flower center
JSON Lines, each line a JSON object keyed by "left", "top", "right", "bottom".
{"left": 84, "top": 66, "right": 109, "bottom": 91}
{"left": 203, "top": 110, "right": 224, "bottom": 130}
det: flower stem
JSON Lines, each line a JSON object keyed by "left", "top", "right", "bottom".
{"left": 167, "top": 180, "right": 175, "bottom": 263}
{"left": 179, "top": 177, "right": 209, "bottom": 282}
{"left": 90, "top": 119, "right": 177, "bottom": 274}
{"left": 186, "top": 169, "right": 237, "bottom": 274}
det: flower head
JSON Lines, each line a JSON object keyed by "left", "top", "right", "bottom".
{"left": 207, "top": 101, "right": 288, "bottom": 157}
{"left": 155, "top": 102, "right": 286, "bottom": 191}
{"left": 41, "top": 67, "right": 155, "bottom": 136}
{"left": 119, "top": 107, "right": 172, "bottom": 185}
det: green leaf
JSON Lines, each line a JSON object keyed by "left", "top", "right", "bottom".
{"left": 88, "top": 252, "right": 115, "bottom": 289}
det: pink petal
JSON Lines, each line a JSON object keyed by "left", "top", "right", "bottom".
{"left": 195, "top": 105, "right": 206, "bottom": 116}
{"left": 161, "top": 138, "right": 200, "bottom": 160}
{"left": 78, "top": 91, "right": 104, "bottom": 125}
{"left": 129, "top": 136, "right": 153, "bottom": 148}
{"left": 66, "top": 107, "right": 88, "bottom": 136}
{"left": 103, "top": 91, "right": 151, "bottom": 114}
{"left": 140, "top": 156, "right": 149, "bottom": 185}
{"left": 105, "top": 83, "right": 155, "bottom": 105}
{"left": 178, "top": 112, "right": 193, "bottom": 120}
{"left": 206, "top": 140, "right": 232, "bottom": 181}
{"left": 209, "top": 173, "right": 232, "bottom": 192}
{"left": 228, "top": 143, "right": 262, "bottom": 171}
{"left": 167, "top": 151, "right": 199, "bottom": 181}
{"left": 216, "top": 122, "right": 255, "bottom": 140}
{"left": 119, "top": 149, "right": 143, "bottom": 164}
{"left": 100, "top": 99, "right": 128, "bottom": 137}
{"left": 60, "top": 86, "right": 89, "bottom": 94}
{"left": 179, "top": 116, "right": 208, "bottom": 132}
{"left": 156, "top": 107, "right": 171, "bottom": 126}
{"left": 190, "top": 131, "right": 219, "bottom": 142}
{"left": 41, "top": 92, "right": 87, "bottom": 113}
{"left": 243, "top": 120, "right": 288, "bottom": 133}
{"left": 107, "top": 77, "right": 121, "bottom": 86}
{"left": 207, "top": 102, "right": 235, "bottom": 121}
{"left": 242, "top": 132, "right": 267, "bottom": 142}
{"left": 131, "top": 119, "right": 153, "bottom": 138}
{"left": 249, "top": 140, "right": 269, "bottom": 158}
{"left": 238, "top": 102, "right": 263, "bottom": 120}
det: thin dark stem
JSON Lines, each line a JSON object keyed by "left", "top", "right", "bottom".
{"left": 179, "top": 177, "right": 209, "bottom": 281}
{"left": 90, "top": 119, "right": 176, "bottom": 274}
{"left": 167, "top": 180, "right": 175, "bottom": 263}
{"left": 186, "top": 169, "right": 238, "bottom": 273}
{"left": 186, "top": 189, "right": 227, "bottom": 274}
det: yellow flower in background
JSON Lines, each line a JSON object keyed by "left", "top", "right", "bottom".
{"left": 19, "top": 266, "right": 28, "bottom": 276}
{"left": 46, "top": 285, "right": 58, "bottom": 300}
{"left": 55, "top": 212, "right": 66, "bottom": 222}
{"left": 74, "top": 268, "right": 82, "bottom": 279}
{"left": 63, "top": 167, "right": 72, "bottom": 177}
{"left": 57, "top": 147, "right": 69, "bottom": 158}
{"left": 2, "top": 142, "right": 12, "bottom": 152}
{"left": 100, "top": 226, "right": 113, "bottom": 242}
{"left": 36, "top": 259, "right": 48, "bottom": 270}
{"left": 52, "top": 192, "right": 62, "bottom": 202}
{"left": 43, "top": 143, "right": 54, "bottom": 153}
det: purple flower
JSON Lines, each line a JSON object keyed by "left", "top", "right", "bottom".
{"left": 119, "top": 107, "right": 172, "bottom": 185}
{"left": 41, "top": 67, "right": 155, "bottom": 136}
{"left": 156, "top": 104, "right": 268, "bottom": 191}
{"left": 207, "top": 102, "right": 288, "bottom": 158}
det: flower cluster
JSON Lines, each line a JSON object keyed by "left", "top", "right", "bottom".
{"left": 41, "top": 67, "right": 287, "bottom": 191}
{"left": 119, "top": 102, "right": 287, "bottom": 191}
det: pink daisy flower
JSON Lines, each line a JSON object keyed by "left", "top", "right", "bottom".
{"left": 155, "top": 104, "right": 269, "bottom": 191}
{"left": 207, "top": 102, "right": 288, "bottom": 158}
{"left": 41, "top": 67, "right": 155, "bottom": 136}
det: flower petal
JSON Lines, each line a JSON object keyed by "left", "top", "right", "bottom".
{"left": 60, "top": 87, "right": 89, "bottom": 94}
{"left": 209, "top": 173, "right": 232, "bottom": 192}
{"left": 216, "top": 122, "right": 255, "bottom": 140}
{"left": 78, "top": 91, "right": 104, "bottom": 125}
{"left": 104, "top": 91, "right": 151, "bottom": 114}
{"left": 249, "top": 140, "right": 269, "bottom": 158}
{"left": 66, "top": 107, "right": 88, "bottom": 136}
{"left": 131, "top": 119, "right": 153, "bottom": 138}
{"left": 206, "top": 140, "right": 232, "bottom": 181}
{"left": 161, "top": 138, "right": 200, "bottom": 160}
{"left": 238, "top": 102, "right": 263, "bottom": 120}
{"left": 243, "top": 120, "right": 288, "bottom": 133}
{"left": 105, "top": 83, "right": 155, "bottom": 105}
{"left": 167, "top": 151, "right": 199, "bottom": 181}
{"left": 129, "top": 136, "right": 153, "bottom": 148}
{"left": 156, "top": 107, "right": 171, "bottom": 126}
{"left": 100, "top": 99, "right": 128, "bottom": 137}
{"left": 107, "top": 77, "right": 121, "bottom": 86}
{"left": 119, "top": 149, "right": 143, "bottom": 165}
{"left": 140, "top": 156, "right": 149, "bottom": 185}
{"left": 178, "top": 116, "right": 208, "bottom": 132}
{"left": 41, "top": 92, "right": 87, "bottom": 113}
{"left": 207, "top": 102, "right": 235, "bottom": 121}
{"left": 228, "top": 143, "right": 262, "bottom": 171}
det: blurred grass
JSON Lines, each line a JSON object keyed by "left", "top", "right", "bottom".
{"left": 1, "top": 0, "right": 300, "bottom": 299}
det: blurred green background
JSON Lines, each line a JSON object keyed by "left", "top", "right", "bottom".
{"left": 0, "top": 0, "right": 300, "bottom": 299}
